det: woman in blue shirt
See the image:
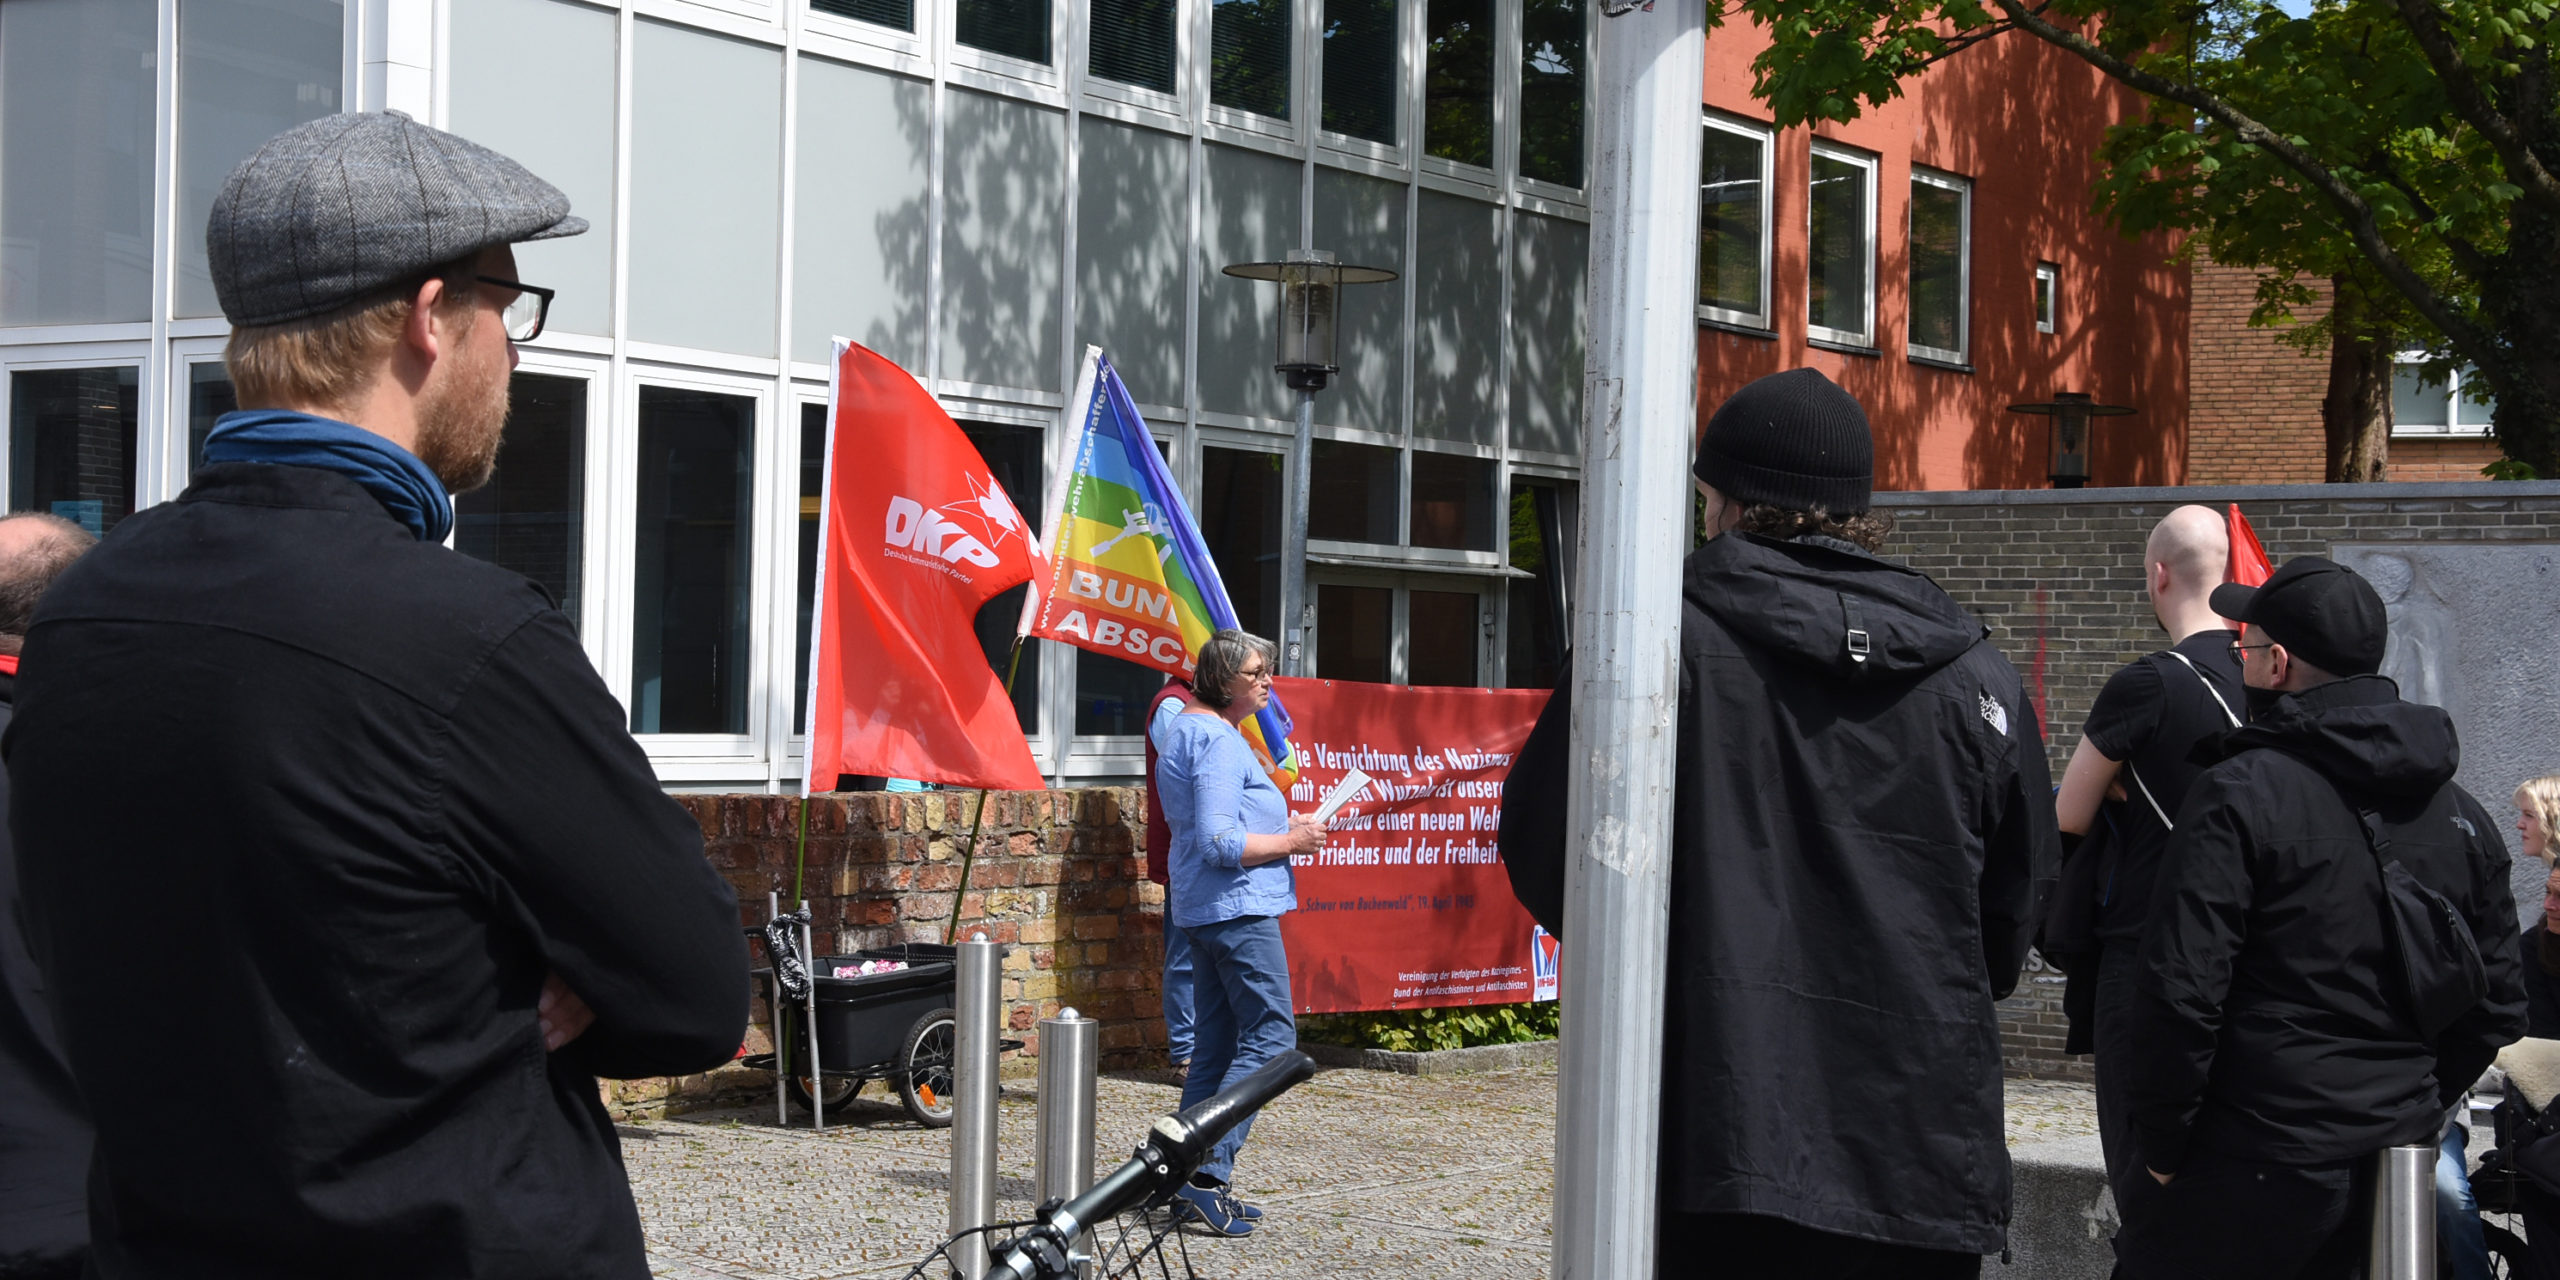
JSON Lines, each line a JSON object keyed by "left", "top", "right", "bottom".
{"left": 1151, "top": 628, "right": 1324, "bottom": 1236}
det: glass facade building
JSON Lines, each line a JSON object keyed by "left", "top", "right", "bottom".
{"left": 0, "top": 0, "right": 1589, "bottom": 789}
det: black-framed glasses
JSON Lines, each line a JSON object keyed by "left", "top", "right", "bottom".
{"left": 2229, "top": 640, "right": 2275, "bottom": 663}
{"left": 475, "top": 275, "right": 554, "bottom": 342}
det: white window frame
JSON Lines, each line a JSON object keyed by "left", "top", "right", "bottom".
{"left": 1415, "top": 0, "right": 1499, "bottom": 185}
{"left": 1303, "top": 567, "right": 1495, "bottom": 687}
{"left": 1196, "top": 0, "right": 1306, "bottom": 144}
{"left": 164, "top": 338, "right": 234, "bottom": 500}
{"left": 611, "top": 362, "right": 778, "bottom": 775}
{"left": 1080, "top": 0, "right": 1192, "bottom": 122}
{"left": 1696, "top": 109, "right": 1773, "bottom": 332}
{"left": 502, "top": 350, "right": 613, "bottom": 669}
{"left": 1805, "top": 139, "right": 1877, "bottom": 351}
{"left": 0, "top": 344, "right": 154, "bottom": 531}
{"left": 943, "top": 0, "right": 1075, "bottom": 97}
{"left": 1905, "top": 165, "right": 1971, "bottom": 367}
{"left": 2034, "top": 261, "right": 2059, "bottom": 334}
{"left": 2389, "top": 353, "right": 2498, "bottom": 439}
{"left": 800, "top": 0, "right": 934, "bottom": 69}
{"left": 1508, "top": 0, "right": 1592, "bottom": 204}
{"left": 1313, "top": 0, "right": 1410, "bottom": 164}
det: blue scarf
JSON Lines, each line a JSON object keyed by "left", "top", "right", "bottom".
{"left": 200, "top": 409, "right": 453, "bottom": 544}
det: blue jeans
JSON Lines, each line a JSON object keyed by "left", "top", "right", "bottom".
{"left": 1163, "top": 923, "right": 1195, "bottom": 1065}
{"left": 1178, "top": 914, "right": 1294, "bottom": 1187}
{"left": 2440, "top": 1119, "right": 2490, "bottom": 1280}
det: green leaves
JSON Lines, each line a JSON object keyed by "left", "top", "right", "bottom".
{"left": 1298, "top": 1000, "right": 1562, "bottom": 1053}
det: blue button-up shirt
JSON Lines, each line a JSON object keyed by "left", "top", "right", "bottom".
{"left": 1150, "top": 707, "right": 1296, "bottom": 930}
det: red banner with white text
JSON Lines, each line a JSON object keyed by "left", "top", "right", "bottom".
{"left": 1273, "top": 676, "right": 1558, "bottom": 1014}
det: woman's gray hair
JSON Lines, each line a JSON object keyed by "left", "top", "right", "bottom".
{"left": 1192, "top": 628, "right": 1277, "bottom": 709}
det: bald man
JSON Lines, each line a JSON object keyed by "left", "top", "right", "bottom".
{"left": 2052, "top": 504, "right": 2243, "bottom": 1213}
{"left": 0, "top": 512, "right": 98, "bottom": 1279}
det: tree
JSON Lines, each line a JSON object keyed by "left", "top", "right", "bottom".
{"left": 1732, "top": 0, "right": 2560, "bottom": 477}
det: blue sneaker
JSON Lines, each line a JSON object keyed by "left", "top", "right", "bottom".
{"left": 1173, "top": 1181, "right": 1256, "bottom": 1236}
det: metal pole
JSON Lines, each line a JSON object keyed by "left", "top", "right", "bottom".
{"left": 768, "top": 891, "right": 786, "bottom": 1129}
{"left": 1280, "top": 388, "right": 1315, "bottom": 674}
{"left": 800, "top": 900, "right": 823, "bottom": 1132}
{"left": 1036, "top": 1007, "right": 1100, "bottom": 1276}
{"left": 951, "top": 932, "right": 1005, "bottom": 1280}
{"left": 1553, "top": 0, "right": 1704, "bottom": 1275}
{"left": 2367, "top": 1143, "right": 2434, "bottom": 1279}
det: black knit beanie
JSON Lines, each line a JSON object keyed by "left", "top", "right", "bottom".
{"left": 1693, "top": 368, "right": 1874, "bottom": 515}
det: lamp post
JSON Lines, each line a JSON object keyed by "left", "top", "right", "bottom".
{"left": 1220, "top": 250, "right": 1397, "bottom": 675}
{"left": 2008, "top": 391, "right": 2136, "bottom": 488}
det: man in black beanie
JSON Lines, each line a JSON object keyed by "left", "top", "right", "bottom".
{"left": 1501, "top": 368, "right": 2059, "bottom": 1276}
{"left": 2111, "top": 557, "right": 2525, "bottom": 1280}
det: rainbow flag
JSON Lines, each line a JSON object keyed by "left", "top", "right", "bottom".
{"left": 1030, "top": 347, "right": 1298, "bottom": 786}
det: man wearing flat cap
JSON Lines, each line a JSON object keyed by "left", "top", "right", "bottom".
{"left": 4, "top": 113, "right": 747, "bottom": 1278}
{"left": 2111, "top": 556, "right": 2527, "bottom": 1279}
{"left": 1502, "top": 369, "right": 2058, "bottom": 1276}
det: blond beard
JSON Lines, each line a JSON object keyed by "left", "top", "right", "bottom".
{"left": 413, "top": 330, "right": 511, "bottom": 494}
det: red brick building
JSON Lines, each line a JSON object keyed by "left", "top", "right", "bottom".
{"left": 1695, "top": 26, "right": 2190, "bottom": 491}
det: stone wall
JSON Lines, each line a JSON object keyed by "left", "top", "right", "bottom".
{"left": 1886, "top": 479, "right": 2560, "bottom": 1079}
{"left": 602, "top": 788, "right": 1164, "bottom": 1117}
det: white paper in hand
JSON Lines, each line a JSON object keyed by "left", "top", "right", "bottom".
{"left": 1311, "top": 769, "right": 1373, "bottom": 826}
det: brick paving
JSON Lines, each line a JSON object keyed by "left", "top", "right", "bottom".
{"left": 629, "top": 1063, "right": 2097, "bottom": 1279}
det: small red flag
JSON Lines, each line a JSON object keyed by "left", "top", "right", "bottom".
{"left": 2226, "top": 504, "right": 2273, "bottom": 635}
{"left": 804, "top": 342, "right": 1044, "bottom": 794}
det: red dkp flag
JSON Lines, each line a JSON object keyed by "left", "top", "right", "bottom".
{"left": 804, "top": 341, "right": 1044, "bottom": 793}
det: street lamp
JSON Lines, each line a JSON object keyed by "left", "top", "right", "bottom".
{"left": 1221, "top": 249, "right": 1399, "bottom": 674}
{"left": 2008, "top": 391, "right": 2136, "bottom": 488}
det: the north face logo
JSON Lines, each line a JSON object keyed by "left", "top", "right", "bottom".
{"left": 1979, "top": 692, "right": 2009, "bottom": 736}
{"left": 884, "top": 496, "right": 1000, "bottom": 567}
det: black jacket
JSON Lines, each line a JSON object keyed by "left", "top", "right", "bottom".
{"left": 1501, "top": 532, "right": 2058, "bottom": 1254}
{"left": 0, "top": 667, "right": 91, "bottom": 1276}
{"left": 2125, "top": 675, "right": 2527, "bottom": 1176}
{"left": 5, "top": 465, "right": 749, "bottom": 1280}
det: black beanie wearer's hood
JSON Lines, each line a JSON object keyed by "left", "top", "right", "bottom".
{"left": 1693, "top": 368, "right": 1876, "bottom": 515}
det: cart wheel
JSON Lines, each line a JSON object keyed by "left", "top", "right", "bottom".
{"left": 784, "top": 1071, "right": 863, "bottom": 1115}
{"left": 899, "top": 1007, "right": 958, "bottom": 1129}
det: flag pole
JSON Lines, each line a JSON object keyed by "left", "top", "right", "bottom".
{"left": 946, "top": 635, "right": 1031, "bottom": 945}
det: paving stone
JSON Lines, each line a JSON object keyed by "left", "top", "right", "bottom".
{"left": 629, "top": 1065, "right": 2097, "bottom": 1278}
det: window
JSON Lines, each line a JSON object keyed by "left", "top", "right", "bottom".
{"left": 1517, "top": 0, "right": 1584, "bottom": 187}
{"left": 961, "top": 421, "right": 1043, "bottom": 731}
{"left": 2034, "top": 262, "right": 2058, "bottom": 334}
{"left": 0, "top": 0, "right": 158, "bottom": 326}
{"left": 1308, "top": 439, "right": 1400, "bottom": 543}
{"left": 1407, "top": 589, "right": 1481, "bottom": 686}
{"left": 1907, "top": 168, "right": 1970, "bottom": 365}
{"left": 959, "top": 0, "right": 1052, "bottom": 64}
{"left": 1806, "top": 143, "right": 1876, "bottom": 349}
{"left": 1505, "top": 480, "right": 1572, "bottom": 691}
{"left": 795, "top": 404, "right": 824, "bottom": 735}
{"left": 1201, "top": 446, "right": 1284, "bottom": 637}
{"left": 2391, "top": 360, "right": 2498, "bottom": 436}
{"left": 1317, "top": 583, "right": 1393, "bottom": 681}
{"left": 187, "top": 362, "right": 238, "bottom": 475}
{"left": 456, "top": 373, "right": 586, "bottom": 632}
{"left": 813, "top": 0, "right": 915, "bottom": 31}
{"left": 1697, "top": 114, "right": 1771, "bottom": 329}
{"left": 1091, "top": 0, "right": 1177, "bottom": 94}
{"left": 1423, "top": 0, "right": 1494, "bottom": 168}
{"left": 1409, "top": 450, "right": 1496, "bottom": 551}
{"left": 9, "top": 367, "right": 139, "bottom": 536}
{"left": 629, "top": 386, "right": 755, "bottom": 737}
{"left": 1209, "top": 0, "right": 1291, "bottom": 119}
{"left": 172, "top": 0, "right": 346, "bottom": 319}
{"left": 1322, "top": 0, "right": 1398, "bottom": 145}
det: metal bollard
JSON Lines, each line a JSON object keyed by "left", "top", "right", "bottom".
{"left": 1036, "top": 1008, "right": 1100, "bottom": 1275}
{"left": 950, "top": 932, "right": 1005, "bottom": 1280}
{"left": 2368, "top": 1142, "right": 2435, "bottom": 1280}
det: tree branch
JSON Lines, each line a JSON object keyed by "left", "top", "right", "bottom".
{"left": 2384, "top": 0, "right": 2560, "bottom": 216}
{"left": 1987, "top": 0, "right": 2502, "bottom": 368}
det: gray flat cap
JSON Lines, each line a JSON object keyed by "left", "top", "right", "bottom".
{"left": 207, "top": 111, "right": 587, "bottom": 327}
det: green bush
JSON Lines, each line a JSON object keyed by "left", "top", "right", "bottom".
{"left": 1299, "top": 1001, "right": 1560, "bottom": 1053}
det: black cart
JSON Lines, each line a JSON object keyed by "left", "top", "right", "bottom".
{"left": 747, "top": 924, "right": 964, "bottom": 1128}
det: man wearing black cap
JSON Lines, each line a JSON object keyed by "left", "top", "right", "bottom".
{"left": 5, "top": 114, "right": 747, "bottom": 1279}
{"left": 1501, "top": 368, "right": 2058, "bottom": 1276}
{"left": 2111, "top": 556, "right": 2526, "bottom": 1279}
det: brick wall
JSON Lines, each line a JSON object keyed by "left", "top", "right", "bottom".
{"left": 2393, "top": 436, "right": 2504, "bottom": 483}
{"left": 2185, "top": 257, "right": 2330, "bottom": 485}
{"left": 1886, "top": 479, "right": 2560, "bottom": 1077}
{"left": 602, "top": 788, "right": 1165, "bottom": 1116}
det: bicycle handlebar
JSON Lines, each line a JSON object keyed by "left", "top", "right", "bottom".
{"left": 984, "top": 1049, "right": 1317, "bottom": 1280}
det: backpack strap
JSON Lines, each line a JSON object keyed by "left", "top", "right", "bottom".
{"left": 2162, "top": 649, "right": 2243, "bottom": 728}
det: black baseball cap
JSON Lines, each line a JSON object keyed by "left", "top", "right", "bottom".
{"left": 2209, "top": 556, "right": 2387, "bottom": 677}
